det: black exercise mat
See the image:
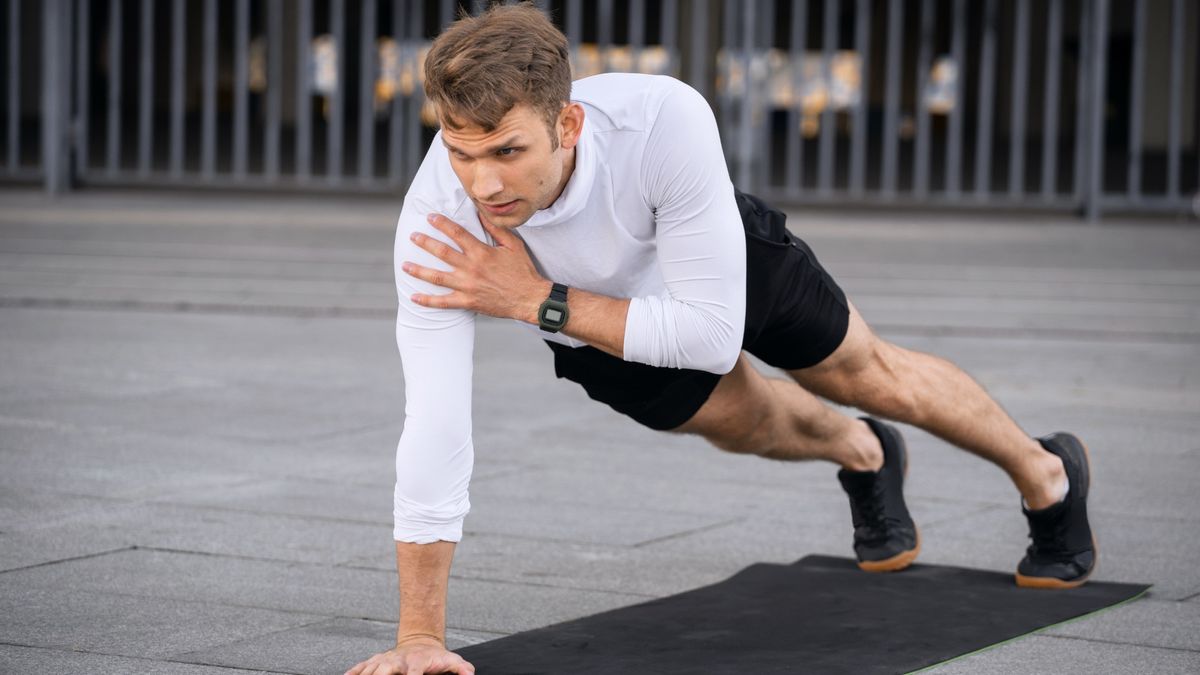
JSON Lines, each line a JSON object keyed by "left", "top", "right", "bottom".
{"left": 458, "top": 555, "right": 1148, "bottom": 674}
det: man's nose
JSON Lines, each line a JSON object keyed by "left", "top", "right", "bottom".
{"left": 472, "top": 164, "right": 504, "bottom": 200}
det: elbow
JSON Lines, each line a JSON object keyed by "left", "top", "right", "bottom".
{"left": 695, "top": 332, "right": 742, "bottom": 374}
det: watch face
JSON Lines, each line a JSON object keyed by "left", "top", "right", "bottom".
{"left": 544, "top": 308, "right": 563, "bottom": 323}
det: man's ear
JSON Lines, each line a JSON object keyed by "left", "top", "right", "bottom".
{"left": 557, "top": 103, "right": 585, "bottom": 150}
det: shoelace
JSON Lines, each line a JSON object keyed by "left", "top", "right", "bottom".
{"left": 851, "top": 480, "right": 891, "bottom": 542}
{"left": 1029, "top": 512, "right": 1077, "bottom": 562}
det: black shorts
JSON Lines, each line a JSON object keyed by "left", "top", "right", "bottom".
{"left": 545, "top": 190, "right": 850, "bottom": 431}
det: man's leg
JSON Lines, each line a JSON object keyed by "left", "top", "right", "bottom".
{"left": 783, "top": 299, "right": 1067, "bottom": 510}
{"left": 669, "top": 353, "right": 887, "bottom": 473}
{"left": 670, "top": 350, "right": 921, "bottom": 572}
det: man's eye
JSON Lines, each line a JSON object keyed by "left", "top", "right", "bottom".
{"left": 497, "top": 147, "right": 517, "bottom": 156}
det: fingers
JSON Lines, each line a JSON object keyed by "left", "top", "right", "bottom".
{"left": 478, "top": 216, "right": 521, "bottom": 249}
{"left": 409, "top": 230, "right": 468, "bottom": 268}
{"left": 426, "top": 213, "right": 484, "bottom": 253}
{"left": 409, "top": 288, "right": 470, "bottom": 310}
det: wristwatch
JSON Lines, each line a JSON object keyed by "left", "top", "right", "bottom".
{"left": 537, "top": 282, "right": 570, "bottom": 333}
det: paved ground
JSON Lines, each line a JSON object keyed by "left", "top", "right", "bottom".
{"left": 1, "top": 187, "right": 1198, "bottom": 674}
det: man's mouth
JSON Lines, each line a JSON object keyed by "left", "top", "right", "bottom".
{"left": 480, "top": 200, "right": 519, "bottom": 216}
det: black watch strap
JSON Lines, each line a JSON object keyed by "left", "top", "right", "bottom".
{"left": 549, "top": 282, "right": 569, "bottom": 302}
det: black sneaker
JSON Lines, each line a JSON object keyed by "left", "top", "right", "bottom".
{"left": 837, "top": 417, "right": 920, "bottom": 572}
{"left": 1015, "top": 432, "right": 1097, "bottom": 588}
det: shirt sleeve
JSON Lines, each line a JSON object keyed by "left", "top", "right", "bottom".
{"left": 624, "top": 81, "right": 747, "bottom": 375}
{"left": 392, "top": 187, "right": 478, "bottom": 543}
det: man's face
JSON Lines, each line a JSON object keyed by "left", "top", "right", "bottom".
{"left": 440, "top": 104, "right": 575, "bottom": 229}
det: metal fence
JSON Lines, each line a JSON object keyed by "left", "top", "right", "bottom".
{"left": 2, "top": 0, "right": 1197, "bottom": 220}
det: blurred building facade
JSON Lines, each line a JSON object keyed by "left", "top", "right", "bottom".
{"left": 2, "top": 0, "right": 1197, "bottom": 219}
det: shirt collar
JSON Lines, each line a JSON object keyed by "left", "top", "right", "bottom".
{"left": 518, "top": 113, "right": 595, "bottom": 229}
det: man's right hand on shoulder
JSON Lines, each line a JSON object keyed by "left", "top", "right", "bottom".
{"left": 344, "top": 636, "right": 475, "bottom": 675}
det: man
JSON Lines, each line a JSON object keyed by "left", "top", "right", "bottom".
{"left": 346, "top": 5, "right": 1096, "bottom": 675}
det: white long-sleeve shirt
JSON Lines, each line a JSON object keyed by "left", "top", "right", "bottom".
{"left": 392, "top": 73, "right": 746, "bottom": 542}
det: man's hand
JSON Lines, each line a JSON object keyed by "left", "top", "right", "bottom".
{"left": 344, "top": 637, "right": 475, "bottom": 675}
{"left": 402, "top": 213, "right": 550, "bottom": 323}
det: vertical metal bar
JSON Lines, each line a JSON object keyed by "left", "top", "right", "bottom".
{"left": 913, "top": 0, "right": 933, "bottom": 197}
{"left": 945, "top": 0, "right": 965, "bottom": 198}
{"left": 735, "top": 1, "right": 755, "bottom": 189}
{"left": 439, "top": 0, "right": 454, "bottom": 30}
{"left": 687, "top": 0, "right": 707, "bottom": 98}
{"left": 106, "top": 0, "right": 123, "bottom": 176}
{"left": 137, "top": 0, "right": 153, "bottom": 176}
{"left": 76, "top": 0, "right": 91, "bottom": 174}
{"left": 1166, "top": 0, "right": 1183, "bottom": 199}
{"left": 567, "top": 0, "right": 581, "bottom": 46}
{"left": 662, "top": 0, "right": 678, "bottom": 75}
{"left": 388, "top": 0, "right": 404, "bottom": 185}
{"left": 1040, "top": 0, "right": 1061, "bottom": 200}
{"left": 755, "top": 0, "right": 775, "bottom": 188}
{"left": 973, "top": 0, "right": 996, "bottom": 200}
{"left": 598, "top": 0, "right": 613, "bottom": 71}
{"left": 785, "top": 0, "right": 807, "bottom": 193}
{"left": 817, "top": 0, "right": 837, "bottom": 195}
{"left": 265, "top": 0, "right": 282, "bottom": 180}
{"left": 1072, "top": 0, "right": 1091, "bottom": 202}
{"left": 327, "top": 0, "right": 344, "bottom": 183}
{"left": 201, "top": 0, "right": 217, "bottom": 180}
{"left": 168, "top": 0, "right": 184, "bottom": 178}
{"left": 403, "top": 0, "right": 423, "bottom": 182}
{"left": 629, "top": 0, "right": 644, "bottom": 71}
{"left": 848, "top": 0, "right": 870, "bottom": 196}
{"left": 233, "top": 0, "right": 249, "bottom": 178}
{"left": 1008, "top": 0, "right": 1030, "bottom": 198}
{"left": 42, "top": 0, "right": 67, "bottom": 192}
{"left": 1127, "top": 0, "right": 1144, "bottom": 199}
{"left": 881, "top": 0, "right": 903, "bottom": 197}
{"left": 296, "top": 0, "right": 313, "bottom": 181}
{"left": 1084, "top": 0, "right": 1109, "bottom": 221}
{"left": 6, "top": 0, "right": 18, "bottom": 170}
{"left": 358, "top": 0, "right": 376, "bottom": 181}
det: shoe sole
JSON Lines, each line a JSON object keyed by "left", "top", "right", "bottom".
{"left": 1014, "top": 433, "right": 1098, "bottom": 589}
{"left": 858, "top": 528, "right": 921, "bottom": 573}
{"left": 858, "top": 420, "right": 920, "bottom": 573}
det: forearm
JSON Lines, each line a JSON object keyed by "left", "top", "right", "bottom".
{"left": 395, "top": 540, "right": 456, "bottom": 645}
{"left": 522, "top": 280, "right": 630, "bottom": 359}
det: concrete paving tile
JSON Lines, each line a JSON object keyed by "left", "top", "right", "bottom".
{"left": 159, "top": 476, "right": 392, "bottom": 525}
{"left": 173, "top": 617, "right": 503, "bottom": 675}
{"left": 445, "top": 575, "right": 647, "bottom": 634}
{"left": 0, "top": 486, "right": 128, "bottom": 530}
{"left": 0, "top": 547, "right": 400, "bottom": 621}
{"left": 1, "top": 500, "right": 392, "bottom": 566}
{"left": 0, "top": 584, "right": 326, "bottom": 660}
{"left": 1043, "top": 598, "right": 1200, "bottom": 651}
{"left": 0, "top": 644, "right": 277, "bottom": 675}
{"left": 466, "top": 461, "right": 841, "bottom": 522}
{"left": 0, "top": 421, "right": 334, "bottom": 502}
{"left": 921, "top": 634, "right": 1200, "bottom": 675}
{"left": 463, "top": 490, "right": 738, "bottom": 547}
{"left": 0, "top": 528, "right": 135, "bottom": 573}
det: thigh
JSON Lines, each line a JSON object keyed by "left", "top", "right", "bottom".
{"left": 670, "top": 353, "right": 775, "bottom": 439}
{"left": 784, "top": 297, "right": 884, "bottom": 403}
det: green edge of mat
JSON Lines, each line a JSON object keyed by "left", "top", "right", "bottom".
{"left": 905, "top": 586, "right": 1153, "bottom": 674}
